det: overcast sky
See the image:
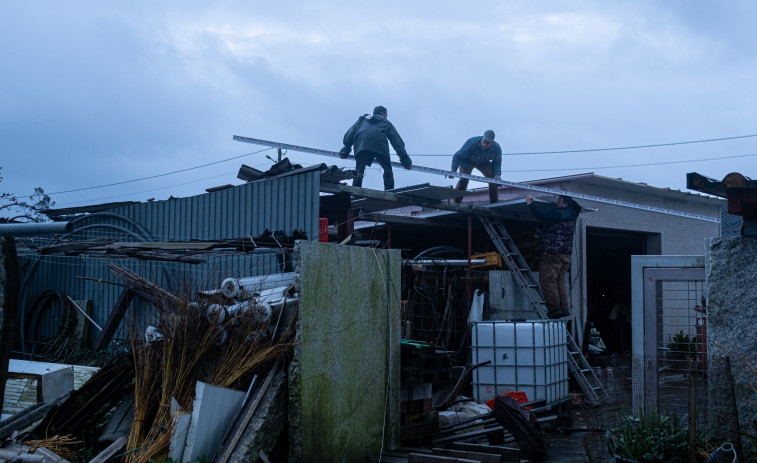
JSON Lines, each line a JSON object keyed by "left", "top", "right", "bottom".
{"left": 2, "top": 1, "right": 756, "bottom": 211}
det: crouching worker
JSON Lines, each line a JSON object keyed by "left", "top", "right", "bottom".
{"left": 450, "top": 130, "right": 502, "bottom": 203}
{"left": 339, "top": 105, "right": 412, "bottom": 190}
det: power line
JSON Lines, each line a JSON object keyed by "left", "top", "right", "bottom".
{"left": 410, "top": 133, "right": 757, "bottom": 156}
{"left": 29, "top": 147, "right": 275, "bottom": 198}
{"left": 53, "top": 171, "right": 239, "bottom": 207}
{"left": 501, "top": 151, "right": 757, "bottom": 173}
{"left": 54, "top": 158, "right": 277, "bottom": 207}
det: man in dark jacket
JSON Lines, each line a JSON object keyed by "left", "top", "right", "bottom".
{"left": 451, "top": 130, "right": 502, "bottom": 203}
{"left": 526, "top": 194, "right": 581, "bottom": 319}
{"left": 339, "top": 106, "right": 412, "bottom": 190}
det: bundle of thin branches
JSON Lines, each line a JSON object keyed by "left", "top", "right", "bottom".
{"left": 209, "top": 311, "right": 296, "bottom": 388}
{"left": 108, "top": 263, "right": 181, "bottom": 309}
{"left": 125, "top": 292, "right": 297, "bottom": 463}
{"left": 126, "top": 336, "right": 163, "bottom": 460}
{"left": 22, "top": 435, "right": 82, "bottom": 460}
{"left": 127, "top": 302, "right": 225, "bottom": 463}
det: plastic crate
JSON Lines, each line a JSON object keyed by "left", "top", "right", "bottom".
{"left": 472, "top": 252, "right": 503, "bottom": 269}
{"left": 318, "top": 218, "right": 328, "bottom": 243}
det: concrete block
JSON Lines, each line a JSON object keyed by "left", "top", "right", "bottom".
{"left": 7, "top": 359, "right": 74, "bottom": 402}
{"left": 290, "top": 241, "right": 401, "bottom": 462}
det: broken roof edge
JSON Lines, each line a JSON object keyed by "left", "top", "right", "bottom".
{"left": 240, "top": 162, "right": 358, "bottom": 184}
{"left": 43, "top": 201, "right": 142, "bottom": 219}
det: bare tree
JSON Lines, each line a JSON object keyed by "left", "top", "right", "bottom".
{"left": 0, "top": 167, "right": 54, "bottom": 222}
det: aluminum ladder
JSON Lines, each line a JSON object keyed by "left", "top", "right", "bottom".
{"left": 479, "top": 216, "right": 609, "bottom": 406}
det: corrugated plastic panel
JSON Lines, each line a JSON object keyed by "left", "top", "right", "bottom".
{"left": 720, "top": 205, "right": 742, "bottom": 237}
{"left": 19, "top": 171, "right": 319, "bottom": 346}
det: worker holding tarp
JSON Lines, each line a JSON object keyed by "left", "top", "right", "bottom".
{"left": 450, "top": 130, "right": 502, "bottom": 203}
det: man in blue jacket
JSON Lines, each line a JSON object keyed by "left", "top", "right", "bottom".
{"left": 451, "top": 130, "right": 502, "bottom": 203}
{"left": 339, "top": 106, "right": 412, "bottom": 190}
{"left": 526, "top": 194, "right": 582, "bottom": 319}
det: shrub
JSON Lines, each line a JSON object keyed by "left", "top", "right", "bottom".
{"left": 609, "top": 408, "right": 707, "bottom": 463}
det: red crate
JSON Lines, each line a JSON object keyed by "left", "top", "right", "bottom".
{"left": 485, "top": 390, "right": 529, "bottom": 410}
{"left": 318, "top": 218, "right": 328, "bottom": 243}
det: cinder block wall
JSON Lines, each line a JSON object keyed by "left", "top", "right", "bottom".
{"left": 706, "top": 236, "right": 757, "bottom": 452}
{"left": 290, "top": 241, "right": 400, "bottom": 463}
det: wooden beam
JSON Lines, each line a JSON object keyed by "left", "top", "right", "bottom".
{"left": 408, "top": 453, "right": 479, "bottom": 463}
{"left": 212, "top": 359, "right": 282, "bottom": 463}
{"left": 93, "top": 288, "right": 135, "bottom": 350}
{"left": 448, "top": 443, "right": 521, "bottom": 462}
{"left": 88, "top": 436, "right": 127, "bottom": 463}
{"left": 429, "top": 448, "right": 501, "bottom": 463}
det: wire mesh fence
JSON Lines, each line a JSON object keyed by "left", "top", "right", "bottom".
{"left": 580, "top": 354, "right": 745, "bottom": 462}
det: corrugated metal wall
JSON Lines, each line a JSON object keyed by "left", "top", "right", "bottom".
{"left": 18, "top": 171, "right": 320, "bottom": 348}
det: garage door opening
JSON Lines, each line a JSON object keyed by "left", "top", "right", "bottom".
{"left": 586, "top": 228, "right": 651, "bottom": 354}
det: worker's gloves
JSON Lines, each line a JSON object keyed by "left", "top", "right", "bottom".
{"left": 399, "top": 154, "right": 413, "bottom": 169}
{"left": 339, "top": 147, "right": 351, "bottom": 159}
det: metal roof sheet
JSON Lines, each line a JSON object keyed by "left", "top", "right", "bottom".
{"left": 352, "top": 184, "right": 467, "bottom": 213}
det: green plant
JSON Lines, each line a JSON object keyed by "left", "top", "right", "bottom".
{"left": 668, "top": 330, "right": 697, "bottom": 361}
{"left": 609, "top": 408, "right": 707, "bottom": 462}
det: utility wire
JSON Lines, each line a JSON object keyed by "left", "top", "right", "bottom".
{"left": 501, "top": 151, "right": 757, "bottom": 173}
{"left": 29, "top": 147, "right": 275, "bottom": 198}
{"left": 53, "top": 171, "right": 239, "bottom": 207}
{"left": 30, "top": 133, "right": 757, "bottom": 203}
{"left": 410, "top": 133, "right": 757, "bottom": 157}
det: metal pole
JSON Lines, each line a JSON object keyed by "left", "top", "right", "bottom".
{"left": 277, "top": 148, "right": 282, "bottom": 162}
{"left": 688, "top": 371, "right": 696, "bottom": 463}
{"left": 0, "top": 222, "right": 72, "bottom": 236}
{"left": 233, "top": 135, "right": 719, "bottom": 223}
{"left": 467, "top": 215, "right": 472, "bottom": 306}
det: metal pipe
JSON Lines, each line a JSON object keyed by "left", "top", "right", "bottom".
{"left": 467, "top": 215, "right": 472, "bottom": 307}
{"left": 688, "top": 372, "right": 696, "bottom": 463}
{"left": 0, "top": 222, "right": 72, "bottom": 236}
{"left": 65, "top": 295, "right": 103, "bottom": 332}
{"left": 71, "top": 212, "right": 153, "bottom": 240}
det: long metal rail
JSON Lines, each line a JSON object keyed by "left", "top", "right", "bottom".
{"left": 233, "top": 135, "right": 719, "bottom": 223}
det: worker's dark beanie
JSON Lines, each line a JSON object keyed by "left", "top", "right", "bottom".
{"left": 373, "top": 106, "right": 387, "bottom": 115}
{"left": 483, "top": 130, "right": 495, "bottom": 141}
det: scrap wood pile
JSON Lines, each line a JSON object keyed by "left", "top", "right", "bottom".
{"left": 0, "top": 266, "right": 299, "bottom": 463}
{"left": 28, "top": 229, "right": 308, "bottom": 263}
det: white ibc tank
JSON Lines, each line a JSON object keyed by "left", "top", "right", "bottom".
{"left": 471, "top": 320, "right": 569, "bottom": 405}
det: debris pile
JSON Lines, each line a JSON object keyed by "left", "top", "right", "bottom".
{"left": 0, "top": 266, "right": 298, "bottom": 463}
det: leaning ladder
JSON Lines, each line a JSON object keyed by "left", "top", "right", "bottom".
{"left": 479, "top": 217, "right": 609, "bottom": 406}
